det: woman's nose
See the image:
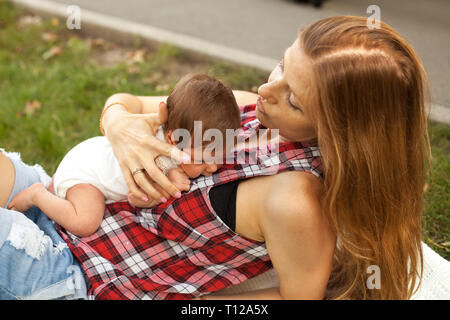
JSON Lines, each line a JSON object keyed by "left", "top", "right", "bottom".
{"left": 258, "top": 83, "right": 277, "bottom": 105}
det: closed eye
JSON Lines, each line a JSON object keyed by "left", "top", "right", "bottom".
{"left": 280, "top": 52, "right": 303, "bottom": 113}
{"left": 286, "top": 93, "right": 303, "bottom": 112}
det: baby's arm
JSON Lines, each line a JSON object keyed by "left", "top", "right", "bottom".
{"left": 8, "top": 183, "right": 105, "bottom": 237}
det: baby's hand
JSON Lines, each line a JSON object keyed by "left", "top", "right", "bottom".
{"left": 8, "top": 183, "right": 45, "bottom": 213}
{"left": 167, "top": 167, "right": 191, "bottom": 192}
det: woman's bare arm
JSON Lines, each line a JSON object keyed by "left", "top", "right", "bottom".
{"left": 262, "top": 174, "right": 335, "bottom": 299}
{"left": 232, "top": 90, "right": 259, "bottom": 106}
{"left": 137, "top": 90, "right": 257, "bottom": 113}
{"left": 102, "top": 90, "right": 257, "bottom": 121}
{"left": 203, "top": 171, "right": 335, "bottom": 300}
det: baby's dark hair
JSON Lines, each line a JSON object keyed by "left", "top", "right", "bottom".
{"left": 165, "top": 74, "right": 241, "bottom": 147}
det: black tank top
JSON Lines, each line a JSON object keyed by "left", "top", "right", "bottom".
{"left": 208, "top": 180, "right": 243, "bottom": 232}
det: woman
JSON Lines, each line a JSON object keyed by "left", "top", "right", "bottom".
{"left": 0, "top": 16, "right": 430, "bottom": 299}
{"left": 97, "top": 16, "right": 430, "bottom": 300}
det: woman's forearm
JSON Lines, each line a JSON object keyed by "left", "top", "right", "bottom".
{"left": 104, "top": 93, "right": 144, "bottom": 113}
{"left": 101, "top": 94, "right": 169, "bottom": 136}
{"left": 101, "top": 94, "right": 143, "bottom": 136}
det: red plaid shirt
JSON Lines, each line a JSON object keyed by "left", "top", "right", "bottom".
{"left": 59, "top": 104, "right": 323, "bottom": 300}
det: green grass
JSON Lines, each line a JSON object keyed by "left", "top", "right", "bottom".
{"left": 424, "top": 122, "right": 450, "bottom": 258}
{"left": 0, "top": 2, "right": 266, "bottom": 174}
{"left": 0, "top": 2, "right": 448, "bottom": 259}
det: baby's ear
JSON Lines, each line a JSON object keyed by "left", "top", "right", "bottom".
{"left": 165, "top": 130, "right": 176, "bottom": 145}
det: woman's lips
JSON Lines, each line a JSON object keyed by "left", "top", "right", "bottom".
{"left": 256, "top": 96, "right": 266, "bottom": 114}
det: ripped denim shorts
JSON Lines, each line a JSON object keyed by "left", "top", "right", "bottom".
{"left": 0, "top": 150, "right": 88, "bottom": 300}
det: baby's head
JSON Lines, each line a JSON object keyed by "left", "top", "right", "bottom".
{"left": 163, "top": 73, "right": 241, "bottom": 178}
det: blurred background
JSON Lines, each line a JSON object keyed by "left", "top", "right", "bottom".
{"left": 31, "top": 0, "right": 450, "bottom": 112}
{"left": 1, "top": 0, "right": 448, "bottom": 257}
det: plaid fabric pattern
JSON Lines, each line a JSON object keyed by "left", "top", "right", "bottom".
{"left": 59, "top": 104, "right": 323, "bottom": 300}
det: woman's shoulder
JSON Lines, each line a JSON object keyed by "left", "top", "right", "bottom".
{"left": 261, "top": 170, "right": 325, "bottom": 233}
{"left": 268, "top": 170, "right": 322, "bottom": 201}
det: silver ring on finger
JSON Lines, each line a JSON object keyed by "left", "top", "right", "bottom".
{"left": 132, "top": 168, "right": 145, "bottom": 176}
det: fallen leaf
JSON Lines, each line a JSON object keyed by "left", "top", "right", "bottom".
{"left": 42, "top": 46, "right": 62, "bottom": 60}
{"left": 51, "top": 17, "right": 60, "bottom": 26}
{"left": 127, "top": 49, "right": 147, "bottom": 64}
{"left": 142, "top": 73, "right": 162, "bottom": 85}
{"left": 23, "top": 100, "right": 41, "bottom": 116}
{"left": 155, "top": 84, "right": 170, "bottom": 92}
{"left": 41, "top": 32, "right": 59, "bottom": 42}
{"left": 91, "top": 38, "right": 106, "bottom": 47}
{"left": 134, "top": 49, "right": 146, "bottom": 62}
{"left": 127, "top": 65, "right": 140, "bottom": 74}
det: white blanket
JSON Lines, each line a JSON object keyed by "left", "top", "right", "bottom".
{"left": 212, "top": 242, "right": 450, "bottom": 299}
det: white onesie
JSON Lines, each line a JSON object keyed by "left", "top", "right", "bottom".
{"left": 53, "top": 127, "right": 177, "bottom": 204}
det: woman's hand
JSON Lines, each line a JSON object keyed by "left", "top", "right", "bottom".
{"left": 103, "top": 102, "right": 190, "bottom": 202}
{"left": 127, "top": 191, "right": 160, "bottom": 208}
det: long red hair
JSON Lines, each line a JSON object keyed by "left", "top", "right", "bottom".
{"left": 300, "top": 16, "right": 431, "bottom": 299}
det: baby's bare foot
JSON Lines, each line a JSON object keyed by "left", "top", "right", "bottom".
{"left": 8, "top": 182, "right": 45, "bottom": 213}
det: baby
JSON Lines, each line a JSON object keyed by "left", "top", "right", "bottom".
{"left": 8, "top": 74, "right": 241, "bottom": 237}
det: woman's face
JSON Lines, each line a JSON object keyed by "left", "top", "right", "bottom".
{"left": 257, "top": 39, "right": 317, "bottom": 142}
